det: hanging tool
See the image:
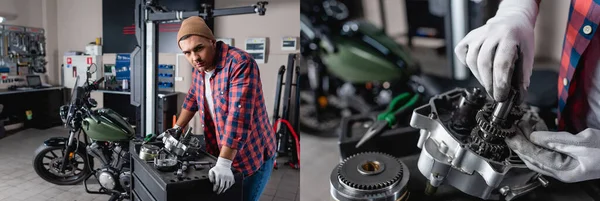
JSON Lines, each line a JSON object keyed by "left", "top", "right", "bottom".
{"left": 355, "top": 92, "right": 420, "bottom": 148}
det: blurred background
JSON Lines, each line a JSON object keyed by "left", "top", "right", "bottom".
{"left": 299, "top": 0, "right": 566, "bottom": 201}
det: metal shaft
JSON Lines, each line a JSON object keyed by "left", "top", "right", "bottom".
{"left": 491, "top": 91, "right": 515, "bottom": 125}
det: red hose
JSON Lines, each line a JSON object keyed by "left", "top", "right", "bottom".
{"left": 273, "top": 119, "right": 300, "bottom": 168}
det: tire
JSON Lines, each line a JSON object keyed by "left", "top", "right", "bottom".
{"left": 298, "top": 92, "right": 348, "bottom": 136}
{"left": 32, "top": 143, "right": 93, "bottom": 185}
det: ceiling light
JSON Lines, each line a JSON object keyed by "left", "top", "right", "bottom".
{"left": 0, "top": 17, "right": 4, "bottom": 23}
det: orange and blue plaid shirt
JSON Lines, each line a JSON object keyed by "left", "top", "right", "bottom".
{"left": 557, "top": 0, "right": 600, "bottom": 132}
{"left": 182, "top": 41, "right": 277, "bottom": 177}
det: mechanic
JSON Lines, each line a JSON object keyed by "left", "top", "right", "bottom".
{"left": 169, "top": 16, "right": 277, "bottom": 201}
{"left": 455, "top": 0, "right": 600, "bottom": 183}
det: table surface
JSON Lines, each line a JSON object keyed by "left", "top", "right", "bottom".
{"left": 0, "top": 87, "right": 178, "bottom": 99}
{"left": 0, "top": 86, "right": 64, "bottom": 95}
{"left": 397, "top": 154, "right": 600, "bottom": 201}
{"left": 96, "top": 89, "right": 178, "bottom": 98}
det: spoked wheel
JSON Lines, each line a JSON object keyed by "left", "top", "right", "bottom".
{"left": 299, "top": 91, "right": 349, "bottom": 135}
{"left": 33, "top": 144, "right": 93, "bottom": 185}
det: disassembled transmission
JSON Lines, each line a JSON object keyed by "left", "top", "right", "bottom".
{"left": 330, "top": 152, "right": 410, "bottom": 201}
{"left": 409, "top": 87, "right": 549, "bottom": 200}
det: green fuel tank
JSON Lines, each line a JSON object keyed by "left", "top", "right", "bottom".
{"left": 82, "top": 108, "right": 134, "bottom": 141}
{"left": 320, "top": 20, "right": 420, "bottom": 83}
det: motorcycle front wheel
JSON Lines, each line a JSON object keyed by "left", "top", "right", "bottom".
{"left": 32, "top": 144, "right": 93, "bottom": 185}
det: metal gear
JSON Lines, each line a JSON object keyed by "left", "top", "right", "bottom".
{"left": 331, "top": 152, "right": 410, "bottom": 201}
{"left": 467, "top": 102, "right": 523, "bottom": 162}
{"left": 337, "top": 152, "right": 403, "bottom": 190}
{"left": 476, "top": 109, "right": 516, "bottom": 139}
{"left": 469, "top": 129, "right": 510, "bottom": 161}
{"left": 509, "top": 105, "right": 525, "bottom": 121}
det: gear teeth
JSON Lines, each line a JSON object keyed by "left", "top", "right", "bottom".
{"left": 469, "top": 128, "right": 509, "bottom": 161}
{"left": 337, "top": 152, "right": 404, "bottom": 191}
{"left": 476, "top": 109, "right": 515, "bottom": 138}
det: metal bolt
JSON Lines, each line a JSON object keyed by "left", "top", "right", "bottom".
{"left": 537, "top": 176, "right": 549, "bottom": 187}
{"left": 499, "top": 186, "right": 510, "bottom": 196}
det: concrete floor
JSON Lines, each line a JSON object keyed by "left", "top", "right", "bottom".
{"left": 0, "top": 126, "right": 298, "bottom": 201}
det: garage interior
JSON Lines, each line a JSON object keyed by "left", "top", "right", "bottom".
{"left": 0, "top": 0, "right": 300, "bottom": 201}
{"left": 298, "top": 0, "right": 590, "bottom": 201}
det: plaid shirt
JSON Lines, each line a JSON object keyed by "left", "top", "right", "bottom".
{"left": 182, "top": 41, "right": 277, "bottom": 177}
{"left": 557, "top": 0, "right": 600, "bottom": 132}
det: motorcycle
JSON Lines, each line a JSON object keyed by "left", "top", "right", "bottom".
{"left": 301, "top": 0, "right": 475, "bottom": 134}
{"left": 300, "top": 0, "right": 559, "bottom": 137}
{"left": 300, "top": 0, "right": 424, "bottom": 135}
{"left": 32, "top": 64, "right": 134, "bottom": 200}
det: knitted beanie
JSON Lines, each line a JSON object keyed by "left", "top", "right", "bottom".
{"left": 176, "top": 16, "right": 215, "bottom": 48}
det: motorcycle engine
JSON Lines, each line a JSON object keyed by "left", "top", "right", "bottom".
{"left": 87, "top": 141, "right": 131, "bottom": 192}
{"left": 409, "top": 88, "right": 549, "bottom": 201}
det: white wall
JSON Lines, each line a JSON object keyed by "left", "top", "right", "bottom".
{"left": 42, "top": 0, "right": 59, "bottom": 85}
{"left": 214, "top": 0, "right": 300, "bottom": 118}
{"left": 534, "top": 0, "right": 570, "bottom": 62}
{"left": 0, "top": 0, "right": 44, "bottom": 28}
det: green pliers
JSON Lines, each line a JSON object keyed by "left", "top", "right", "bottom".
{"left": 356, "top": 92, "right": 420, "bottom": 148}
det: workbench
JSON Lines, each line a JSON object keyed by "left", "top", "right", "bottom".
{"left": 400, "top": 154, "right": 600, "bottom": 201}
{"left": 340, "top": 111, "right": 600, "bottom": 201}
{"left": 130, "top": 140, "right": 244, "bottom": 201}
{"left": 0, "top": 87, "right": 66, "bottom": 131}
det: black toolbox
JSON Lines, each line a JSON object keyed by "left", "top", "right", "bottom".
{"left": 130, "top": 141, "right": 244, "bottom": 201}
{"left": 338, "top": 111, "right": 421, "bottom": 159}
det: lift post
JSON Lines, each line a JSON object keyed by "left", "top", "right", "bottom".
{"left": 131, "top": 0, "right": 269, "bottom": 137}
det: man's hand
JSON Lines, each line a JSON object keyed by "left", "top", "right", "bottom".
{"left": 506, "top": 114, "right": 600, "bottom": 183}
{"left": 157, "top": 126, "right": 183, "bottom": 140}
{"left": 209, "top": 157, "right": 235, "bottom": 194}
{"left": 454, "top": 0, "right": 539, "bottom": 103}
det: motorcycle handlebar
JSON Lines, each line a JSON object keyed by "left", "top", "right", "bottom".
{"left": 94, "top": 77, "right": 105, "bottom": 85}
{"left": 85, "top": 77, "right": 104, "bottom": 91}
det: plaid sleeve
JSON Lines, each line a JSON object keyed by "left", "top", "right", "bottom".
{"left": 222, "top": 60, "right": 257, "bottom": 150}
{"left": 182, "top": 69, "right": 199, "bottom": 112}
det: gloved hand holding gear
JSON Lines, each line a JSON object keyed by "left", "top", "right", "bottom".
{"left": 157, "top": 125, "right": 183, "bottom": 140}
{"left": 454, "top": 0, "right": 538, "bottom": 103}
{"left": 506, "top": 111, "right": 600, "bottom": 183}
{"left": 209, "top": 157, "right": 235, "bottom": 194}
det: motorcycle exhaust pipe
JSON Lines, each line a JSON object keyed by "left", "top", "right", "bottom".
{"left": 87, "top": 143, "right": 109, "bottom": 165}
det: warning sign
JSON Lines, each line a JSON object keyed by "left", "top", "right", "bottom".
{"left": 66, "top": 57, "right": 72, "bottom": 64}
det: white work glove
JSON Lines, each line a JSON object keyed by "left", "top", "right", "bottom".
{"left": 506, "top": 112, "right": 600, "bottom": 183}
{"left": 157, "top": 125, "right": 182, "bottom": 139}
{"left": 209, "top": 157, "right": 235, "bottom": 194}
{"left": 454, "top": 0, "right": 539, "bottom": 103}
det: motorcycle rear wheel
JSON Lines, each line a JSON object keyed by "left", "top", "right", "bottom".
{"left": 33, "top": 144, "right": 93, "bottom": 185}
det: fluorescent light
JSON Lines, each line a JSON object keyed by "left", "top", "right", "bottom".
{"left": 0, "top": 17, "right": 4, "bottom": 23}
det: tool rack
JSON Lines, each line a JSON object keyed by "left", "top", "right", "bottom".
{"left": 272, "top": 53, "right": 301, "bottom": 169}
{"left": 0, "top": 24, "right": 47, "bottom": 76}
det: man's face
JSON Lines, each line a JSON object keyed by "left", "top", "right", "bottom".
{"left": 179, "top": 35, "right": 217, "bottom": 72}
